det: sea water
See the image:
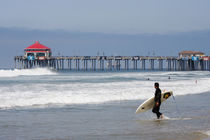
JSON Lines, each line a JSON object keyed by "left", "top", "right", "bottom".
{"left": 0, "top": 68, "right": 209, "bottom": 140}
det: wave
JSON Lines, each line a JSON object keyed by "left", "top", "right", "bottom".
{"left": 199, "top": 130, "right": 210, "bottom": 136}
{"left": 0, "top": 71, "right": 209, "bottom": 109}
{"left": 0, "top": 68, "right": 57, "bottom": 77}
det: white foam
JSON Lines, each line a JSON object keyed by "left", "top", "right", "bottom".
{"left": 200, "top": 130, "right": 210, "bottom": 136}
{"left": 205, "top": 131, "right": 210, "bottom": 136}
{"left": 0, "top": 71, "right": 209, "bottom": 109}
{"left": 0, "top": 68, "right": 57, "bottom": 77}
{"left": 161, "top": 116, "right": 192, "bottom": 120}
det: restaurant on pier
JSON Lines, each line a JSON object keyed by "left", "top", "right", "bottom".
{"left": 24, "top": 41, "right": 52, "bottom": 60}
{"left": 179, "top": 51, "right": 205, "bottom": 60}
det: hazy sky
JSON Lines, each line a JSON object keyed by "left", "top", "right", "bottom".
{"left": 1, "top": 0, "right": 210, "bottom": 34}
{"left": 0, "top": 0, "right": 210, "bottom": 68}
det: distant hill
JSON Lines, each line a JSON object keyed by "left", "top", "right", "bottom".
{"left": 0, "top": 27, "right": 209, "bottom": 68}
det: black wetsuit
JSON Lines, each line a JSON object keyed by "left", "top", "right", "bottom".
{"left": 152, "top": 88, "right": 162, "bottom": 119}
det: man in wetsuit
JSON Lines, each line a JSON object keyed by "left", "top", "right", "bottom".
{"left": 152, "top": 82, "right": 163, "bottom": 119}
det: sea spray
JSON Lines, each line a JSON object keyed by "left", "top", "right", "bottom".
{"left": 0, "top": 71, "right": 209, "bottom": 109}
{"left": 0, "top": 68, "right": 57, "bottom": 77}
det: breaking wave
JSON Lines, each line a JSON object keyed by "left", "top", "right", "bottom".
{"left": 0, "top": 71, "right": 209, "bottom": 109}
{"left": 199, "top": 130, "right": 210, "bottom": 136}
{"left": 0, "top": 68, "right": 57, "bottom": 77}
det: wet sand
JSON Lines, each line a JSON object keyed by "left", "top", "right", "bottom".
{"left": 0, "top": 92, "right": 209, "bottom": 140}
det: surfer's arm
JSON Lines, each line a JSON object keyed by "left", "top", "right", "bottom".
{"left": 154, "top": 93, "right": 159, "bottom": 106}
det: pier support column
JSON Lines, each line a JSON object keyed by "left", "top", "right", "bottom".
{"left": 108, "top": 60, "right": 112, "bottom": 71}
{"left": 14, "top": 58, "right": 16, "bottom": 69}
{"left": 126, "top": 60, "right": 129, "bottom": 70}
{"left": 124, "top": 60, "right": 126, "bottom": 70}
{"left": 24, "top": 60, "right": 28, "bottom": 69}
{"left": 149, "top": 59, "right": 154, "bottom": 70}
{"left": 102, "top": 60, "right": 104, "bottom": 71}
{"left": 75, "top": 59, "right": 78, "bottom": 71}
{"left": 83, "top": 59, "right": 88, "bottom": 71}
{"left": 179, "top": 60, "right": 183, "bottom": 71}
{"left": 91, "top": 60, "right": 96, "bottom": 71}
{"left": 99, "top": 60, "right": 104, "bottom": 71}
{"left": 187, "top": 59, "right": 190, "bottom": 71}
{"left": 19, "top": 59, "right": 21, "bottom": 69}
{"left": 191, "top": 60, "right": 195, "bottom": 70}
{"left": 67, "top": 59, "right": 70, "bottom": 69}
{"left": 94, "top": 60, "right": 96, "bottom": 71}
{"left": 199, "top": 60, "right": 203, "bottom": 70}
{"left": 133, "top": 60, "right": 135, "bottom": 70}
{"left": 91, "top": 60, "right": 94, "bottom": 71}
{"left": 174, "top": 60, "right": 177, "bottom": 71}
{"left": 100, "top": 60, "right": 102, "bottom": 71}
{"left": 136, "top": 60, "right": 138, "bottom": 70}
{"left": 124, "top": 60, "right": 129, "bottom": 70}
{"left": 62, "top": 59, "right": 64, "bottom": 70}
{"left": 158, "top": 60, "right": 163, "bottom": 70}
{"left": 171, "top": 59, "right": 176, "bottom": 71}
{"left": 167, "top": 59, "right": 172, "bottom": 71}
{"left": 142, "top": 60, "right": 145, "bottom": 70}
{"left": 69, "top": 60, "right": 72, "bottom": 70}
{"left": 133, "top": 60, "right": 138, "bottom": 70}
{"left": 51, "top": 59, "right": 56, "bottom": 69}
{"left": 78, "top": 59, "right": 80, "bottom": 71}
{"left": 86, "top": 60, "right": 88, "bottom": 71}
{"left": 59, "top": 60, "right": 62, "bottom": 69}
{"left": 116, "top": 60, "right": 121, "bottom": 71}
{"left": 16, "top": 59, "right": 19, "bottom": 69}
{"left": 83, "top": 60, "right": 86, "bottom": 71}
{"left": 171, "top": 60, "right": 175, "bottom": 70}
{"left": 102, "top": 60, "right": 105, "bottom": 71}
{"left": 204, "top": 60, "right": 207, "bottom": 70}
{"left": 21, "top": 60, "right": 23, "bottom": 69}
{"left": 183, "top": 60, "right": 187, "bottom": 71}
{"left": 204, "top": 60, "right": 206, "bottom": 70}
{"left": 194, "top": 60, "right": 198, "bottom": 70}
{"left": 133, "top": 60, "right": 137, "bottom": 70}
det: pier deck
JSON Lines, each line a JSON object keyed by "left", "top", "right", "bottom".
{"left": 14, "top": 56, "right": 210, "bottom": 71}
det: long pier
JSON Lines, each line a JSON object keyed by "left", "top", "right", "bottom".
{"left": 14, "top": 56, "right": 210, "bottom": 71}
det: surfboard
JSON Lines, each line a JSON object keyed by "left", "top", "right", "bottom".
{"left": 135, "top": 91, "right": 173, "bottom": 114}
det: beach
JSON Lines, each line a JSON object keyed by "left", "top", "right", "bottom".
{"left": 0, "top": 69, "right": 209, "bottom": 140}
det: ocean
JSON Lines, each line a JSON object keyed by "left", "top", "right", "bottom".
{"left": 0, "top": 68, "right": 209, "bottom": 140}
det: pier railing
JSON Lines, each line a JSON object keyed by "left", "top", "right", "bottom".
{"left": 14, "top": 56, "right": 210, "bottom": 71}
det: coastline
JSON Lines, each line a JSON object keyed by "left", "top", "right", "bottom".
{"left": 0, "top": 91, "right": 209, "bottom": 140}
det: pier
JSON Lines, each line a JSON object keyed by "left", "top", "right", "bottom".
{"left": 14, "top": 56, "right": 210, "bottom": 71}
{"left": 14, "top": 42, "right": 210, "bottom": 71}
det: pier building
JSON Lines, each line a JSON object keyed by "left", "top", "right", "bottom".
{"left": 179, "top": 51, "right": 205, "bottom": 59}
{"left": 24, "top": 41, "right": 52, "bottom": 60}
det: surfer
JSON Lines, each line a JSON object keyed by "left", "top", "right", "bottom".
{"left": 152, "top": 82, "right": 163, "bottom": 119}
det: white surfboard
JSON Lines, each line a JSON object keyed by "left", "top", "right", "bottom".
{"left": 135, "top": 91, "right": 173, "bottom": 114}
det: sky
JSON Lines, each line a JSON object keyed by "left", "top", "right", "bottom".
{"left": 0, "top": 0, "right": 210, "bottom": 68}
{"left": 1, "top": 0, "right": 210, "bottom": 34}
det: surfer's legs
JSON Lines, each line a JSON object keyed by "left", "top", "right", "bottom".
{"left": 157, "top": 112, "right": 162, "bottom": 119}
{"left": 152, "top": 105, "right": 162, "bottom": 119}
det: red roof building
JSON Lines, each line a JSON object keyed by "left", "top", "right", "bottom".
{"left": 24, "top": 41, "right": 52, "bottom": 60}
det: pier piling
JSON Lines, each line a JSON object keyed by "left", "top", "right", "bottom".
{"left": 14, "top": 56, "right": 210, "bottom": 71}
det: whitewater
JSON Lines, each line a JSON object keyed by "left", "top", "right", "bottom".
{"left": 0, "top": 68, "right": 210, "bottom": 109}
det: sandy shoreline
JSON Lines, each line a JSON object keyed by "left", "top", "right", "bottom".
{"left": 0, "top": 92, "right": 209, "bottom": 140}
